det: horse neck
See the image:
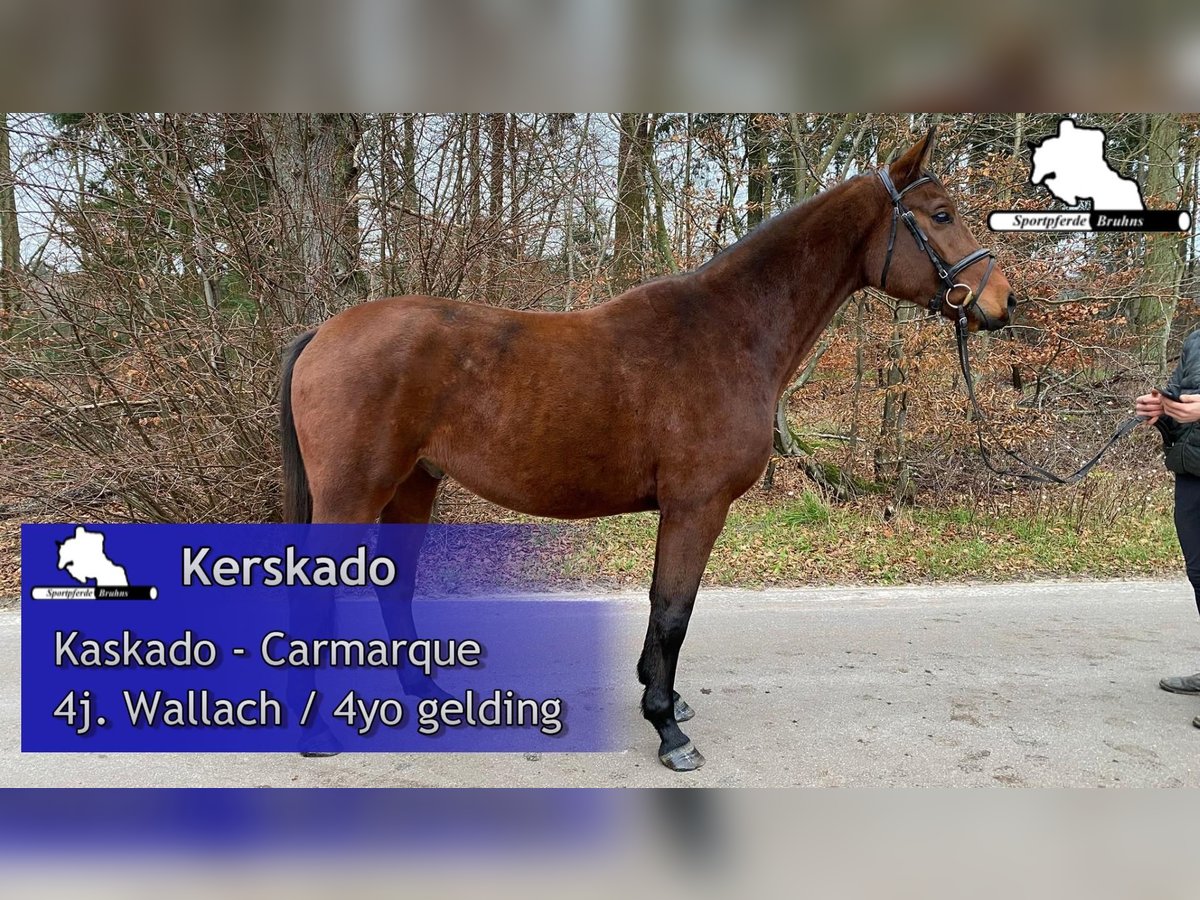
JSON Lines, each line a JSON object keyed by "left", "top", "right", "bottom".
{"left": 694, "top": 175, "right": 878, "bottom": 391}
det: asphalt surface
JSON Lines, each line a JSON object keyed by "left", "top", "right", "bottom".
{"left": 3, "top": 579, "right": 1200, "bottom": 787}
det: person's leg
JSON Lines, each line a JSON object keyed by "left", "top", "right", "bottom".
{"left": 1161, "top": 474, "right": 1200, "bottom": 697}
{"left": 1176, "top": 474, "right": 1200, "bottom": 614}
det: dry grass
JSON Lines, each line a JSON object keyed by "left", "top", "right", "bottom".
{"left": 1, "top": 480, "right": 1180, "bottom": 604}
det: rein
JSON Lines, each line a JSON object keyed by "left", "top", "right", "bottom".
{"left": 952, "top": 315, "right": 1144, "bottom": 486}
{"left": 876, "top": 165, "right": 1143, "bottom": 486}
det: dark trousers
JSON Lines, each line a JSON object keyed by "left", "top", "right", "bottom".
{"left": 1176, "top": 474, "right": 1200, "bottom": 615}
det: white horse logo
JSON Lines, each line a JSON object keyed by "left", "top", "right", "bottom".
{"left": 56, "top": 526, "right": 129, "bottom": 587}
{"left": 1029, "top": 118, "right": 1144, "bottom": 210}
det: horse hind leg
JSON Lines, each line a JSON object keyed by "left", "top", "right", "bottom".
{"left": 380, "top": 465, "right": 443, "bottom": 525}
{"left": 376, "top": 467, "right": 452, "bottom": 701}
{"left": 294, "top": 458, "right": 428, "bottom": 757}
{"left": 309, "top": 478, "right": 401, "bottom": 525}
{"left": 288, "top": 459, "right": 400, "bottom": 756}
{"left": 638, "top": 502, "right": 729, "bottom": 772}
{"left": 306, "top": 432, "right": 423, "bottom": 524}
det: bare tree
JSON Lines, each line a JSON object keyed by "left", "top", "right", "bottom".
{"left": 0, "top": 113, "right": 19, "bottom": 330}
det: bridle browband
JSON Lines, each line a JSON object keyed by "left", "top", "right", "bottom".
{"left": 876, "top": 165, "right": 997, "bottom": 322}
{"left": 874, "top": 165, "right": 1142, "bottom": 486}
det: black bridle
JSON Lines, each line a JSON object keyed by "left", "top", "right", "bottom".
{"left": 875, "top": 165, "right": 1143, "bottom": 487}
{"left": 876, "top": 165, "right": 998, "bottom": 322}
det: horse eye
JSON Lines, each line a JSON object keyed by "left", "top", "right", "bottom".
{"left": 932, "top": 211, "right": 952, "bottom": 224}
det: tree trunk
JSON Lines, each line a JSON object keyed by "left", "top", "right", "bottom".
{"left": 849, "top": 293, "right": 865, "bottom": 455}
{"left": 402, "top": 114, "right": 418, "bottom": 215}
{"left": 0, "top": 113, "right": 20, "bottom": 330}
{"left": 745, "top": 113, "right": 770, "bottom": 229}
{"left": 488, "top": 113, "right": 505, "bottom": 225}
{"left": 262, "top": 114, "right": 365, "bottom": 324}
{"left": 788, "top": 113, "right": 809, "bottom": 199}
{"left": 468, "top": 114, "right": 482, "bottom": 223}
{"left": 1135, "top": 114, "right": 1183, "bottom": 374}
{"left": 613, "top": 113, "right": 647, "bottom": 291}
{"left": 682, "top": 114, "right": 694, "bottom": 266}
{"left": 876, "top": 302, "right": 916, "bottom": 498}
{"left": 644, "top": 115, "right": 677, "bottom": 274}
{"left": 483, "top": 113, "right": 507, "bottom": 296}
{"left": 1181, "top": 131, "right": 1199, "bottom": 320}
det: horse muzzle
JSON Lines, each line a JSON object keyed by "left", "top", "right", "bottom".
{"left": 968, "top": 291, "right": 1016, "bottom": 332}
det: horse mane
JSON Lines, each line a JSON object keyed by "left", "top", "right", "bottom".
{"left": 692, "top": 172, "right": 877, "bottom": 277}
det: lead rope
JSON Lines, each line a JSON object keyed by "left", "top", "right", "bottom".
{"left": 953, "top": 313, "right": 1144, "bottom": 486}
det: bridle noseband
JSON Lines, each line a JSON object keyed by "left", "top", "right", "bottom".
{"left": 876, "top": 165, "right": 997, "bottom": 321}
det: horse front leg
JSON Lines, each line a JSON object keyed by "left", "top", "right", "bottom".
{"left": 638, "top": 502, "right": 729, "bottom": 772}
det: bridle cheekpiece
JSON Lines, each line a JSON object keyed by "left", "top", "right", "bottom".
{"left": 876, "top": 165, "right": 996, "bottom": 320}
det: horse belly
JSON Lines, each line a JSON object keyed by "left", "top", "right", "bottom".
{"left": 457, "top": 476, "right": 656, "bottom": 519}
{"left": 430, "top": 428, "right": 657, "bottom": 520}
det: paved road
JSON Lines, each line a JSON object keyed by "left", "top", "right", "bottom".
{"left": 3, "top": 580, "right": 1200, "bottom": 787}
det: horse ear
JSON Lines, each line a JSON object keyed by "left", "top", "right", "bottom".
{"left": 920, "top": 124, "right": 938, "bottom": 165}
{"left": 890, "top": 125, "right": 938, "bottom": 189}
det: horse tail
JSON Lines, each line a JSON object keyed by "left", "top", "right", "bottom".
{"left": 280, "top": 329, "right": 317, "bottom": 524}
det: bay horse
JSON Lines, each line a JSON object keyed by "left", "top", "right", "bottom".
{"left": 279, "top": 126, "right": 1016, "bottom": 771}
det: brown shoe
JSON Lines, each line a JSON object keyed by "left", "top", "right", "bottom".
{"left": 1160, "top": 673, "right": 1200, "bottom": 695}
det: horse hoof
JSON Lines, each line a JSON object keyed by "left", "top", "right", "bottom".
{"left": 673, "top": 696, "right": 696, "bottom": 722}
{"left": 659, "top": 740, "right": 706, "bottom": 772}
{"left": 298, "top": 729, "right": 341, "bottom": 757}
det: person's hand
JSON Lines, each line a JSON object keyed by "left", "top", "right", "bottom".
{"left": 1136, "top": 392, "right": 1163, "bottom": 425}
{"left": 1162, "top": 394, "right": 1200, "bottom": 424}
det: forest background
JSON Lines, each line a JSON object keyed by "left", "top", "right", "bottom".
{"left": 0, "top": 113, "right": 1194, "bottom": 594}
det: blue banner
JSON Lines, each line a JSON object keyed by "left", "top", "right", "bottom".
{"left": 22, "top": 524, "right": 618, "bottom": 753}
{"left": 0, "top": 788, "right": 618, "bottom": 856}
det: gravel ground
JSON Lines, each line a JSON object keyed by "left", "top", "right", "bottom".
{"left": 3, "top": 579, "right": 1199, "bottom": 787}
